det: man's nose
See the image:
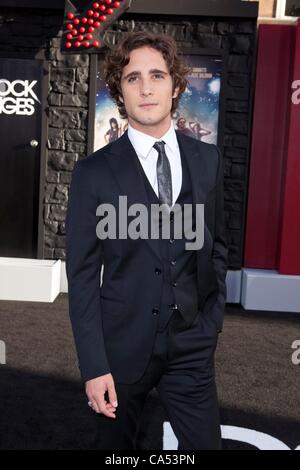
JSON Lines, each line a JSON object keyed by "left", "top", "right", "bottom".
{"left": 139, "top": 79, "right": 153, "bottom": 96}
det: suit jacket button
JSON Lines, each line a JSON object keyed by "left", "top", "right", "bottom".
{"left": 152, "top": 308, "right": 159, "bottom": 315}
{"left": 168, "top": 303, "right": 178, "bottom": 310}
{"left": 170, "top": 260, "right": 176, "bottom": 266}
{"left": 155, "top": 268, "right": 162, "bottom": 275}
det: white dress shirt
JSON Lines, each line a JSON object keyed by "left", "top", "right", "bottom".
{"left": 127, "top": 123, "right": 182, "bottom": 207}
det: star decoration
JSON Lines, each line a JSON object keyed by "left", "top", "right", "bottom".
{"left": 62, "top": 0, "right": 131, "bottom": 52}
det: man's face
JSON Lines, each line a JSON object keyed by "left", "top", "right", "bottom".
{"left": 120, "top": 46, "right": 179, "bottom": 133}
{"left": 177, "top": 119, "right": 186, "bottom": 130}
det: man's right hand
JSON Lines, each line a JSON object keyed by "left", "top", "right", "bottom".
{"left": 85, "top": 373, "right": 118, "bottom": 419}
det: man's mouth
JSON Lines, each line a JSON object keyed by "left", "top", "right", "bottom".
{"left": 139, "top": 103, "right": 158, "bottom": 108}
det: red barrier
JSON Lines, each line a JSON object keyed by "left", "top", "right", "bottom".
{"left": 278, "top": 20, "right": 300, "bottom": 275}
{"left": 244, "top": 24, "right": 296, "bottom": 270}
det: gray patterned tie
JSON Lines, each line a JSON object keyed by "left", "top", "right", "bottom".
{"left": 153, "top": 141, "right": 173, "bottom": 207}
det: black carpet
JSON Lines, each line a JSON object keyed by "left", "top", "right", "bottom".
{"left": 0, "top": 294, "right": 299, "bottom": 450}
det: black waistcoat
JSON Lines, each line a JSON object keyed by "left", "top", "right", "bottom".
{"left": 135, "top": 145, "right": 199, "bottom": 331}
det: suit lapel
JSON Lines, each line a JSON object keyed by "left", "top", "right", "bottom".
{"left": 175, "top": 130, "right": 208, "bottom": 206}
{"left": 104, "top": 132, "right": 161, "bottom": 261}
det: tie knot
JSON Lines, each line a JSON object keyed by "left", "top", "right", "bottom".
{"left": 153, "top": 141, "right": 166, "bottom": 153}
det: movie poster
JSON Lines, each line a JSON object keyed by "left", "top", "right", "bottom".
{"left": 172, "top": 55, "right": 222, "bottom": 145}
{"left": 93, "top": 55, "right": 223, "bottom": 151}
{"left": 93, "top": 60, "right": 128, "bottom": 151}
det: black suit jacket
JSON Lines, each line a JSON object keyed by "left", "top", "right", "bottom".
{"left": 65, "top": 131, "right": 228, "bottom": 383}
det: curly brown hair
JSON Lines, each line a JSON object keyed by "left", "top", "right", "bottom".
{"left": 103, "top": 31, "right": 190, "bottom": 119}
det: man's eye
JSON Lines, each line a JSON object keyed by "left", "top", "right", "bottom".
{"left": 153, "top": 74, "right": 164, "bottom": 79}
{"left": 128, "top": 76, "right": 138, "bottom": 83}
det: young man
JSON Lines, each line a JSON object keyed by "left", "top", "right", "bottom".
{"left": 66, "top": 31, "right": 228, "bottom": 450}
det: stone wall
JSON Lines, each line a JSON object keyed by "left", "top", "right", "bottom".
{"left": 46, "top": 40, "right": 90, "bottom": 260}
{"left": 0, "top": 8, "right": 257, "bottom": 269}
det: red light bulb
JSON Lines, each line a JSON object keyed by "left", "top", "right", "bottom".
{"left": 94, "top": 21, "right": 100, "bottom": 27}
{"left": 78, "top": 35, "right": 84, "bottom": 41}
{"left": 114, "top": 1, "right": 120, "bottom": 7}
{"left": 75, "top": 41, "right": 81, "bottom": 48}
{"left": 93, "top": 2, "right": 100, "bottom": 8}
{"left": 107, "top": 8, "right": 113, "bottom": 14}
{"left": 67, "top": 23, "right": 73, "bottom": 30}
{"left": 79, "top": 26, "right": 86, "bottom": 33}
{"left": 93, "top": 41, "right": 100, "bottom": 48}
{"left": 72, "top": 29, "right": 77, "bottom": 36}
{"left": 65, "top": 42, "right": 72, "bottom": 48}
{"left": 67, "top": 12, "right": 74, "bottom": 20}
{"left": 86, "top": 33, "right": 93, "bottom": 40}
{"left": 84, "top": 41, "right": 90, "bottom": 48}
{"left": 94, "top": 12, "right": 100, "bottom": 18}
{"left": 100, "top": 15, "right": 106, "bottom": 21}
{"left": 81, "top": 17, "right": 88, "bottom": 24}
{"left": 74, "top": 18, "right": 80, "bottom": 25}
{"left": 67, "top": 33, "right": 73, "bottom": 40}
{"left": 106, "top": 0, "right": 112, "bottom": 4}
{"left": 88, "top": 26, "right": 95, "bottom": 32}
{"left": 88, "top": 18, "right": 94, "bottom": 24}
{"left": 87, "top": 10, "right": 94, "bottom": 16}
{"left": 100, "top": 5, "right": 106, "bottom": 11}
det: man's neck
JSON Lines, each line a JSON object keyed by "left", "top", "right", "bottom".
{"left": 128, "top": 118, "right": 172, "bottom": 139}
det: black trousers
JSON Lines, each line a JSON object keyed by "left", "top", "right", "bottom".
{"left": 93, "top": 310, "right": 222, "bottom": 450}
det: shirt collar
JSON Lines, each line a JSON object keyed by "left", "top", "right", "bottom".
{"left": 128, "top": 122, "right": 178, "bottom": 160}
